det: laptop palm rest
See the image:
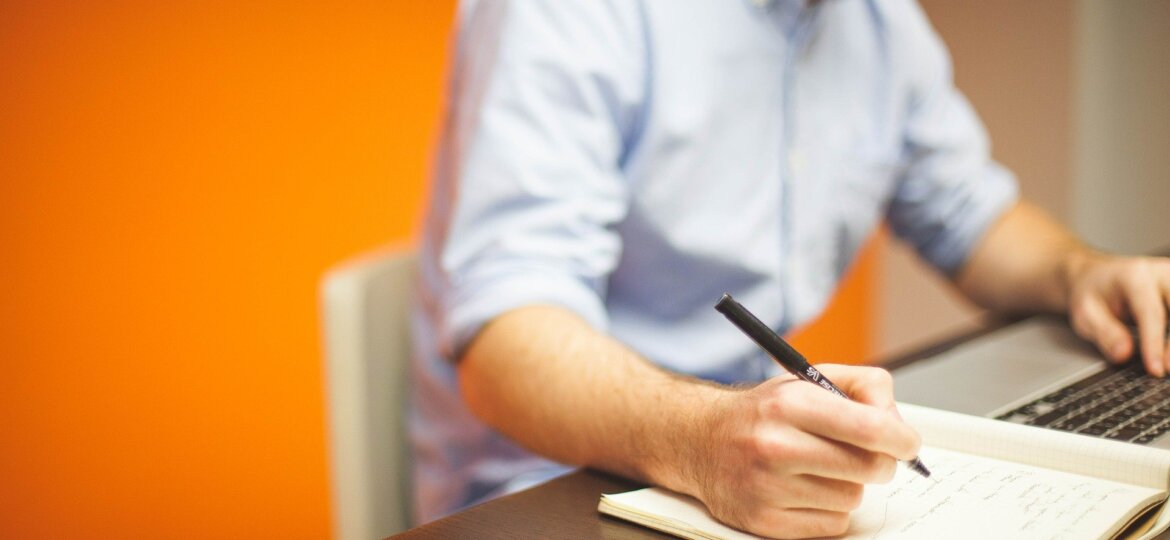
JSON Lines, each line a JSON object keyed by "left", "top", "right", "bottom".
{"left": 892, "top": 317, "right": 1103, "bottom": 418}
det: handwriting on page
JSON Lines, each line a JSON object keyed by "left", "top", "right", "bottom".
{"left": 847, "top": 447, "right": 1155, "bottom": 540}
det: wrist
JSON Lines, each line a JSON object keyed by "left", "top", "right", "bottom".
{"left": 641, "top": 380, "right": 736, "bottom": 498}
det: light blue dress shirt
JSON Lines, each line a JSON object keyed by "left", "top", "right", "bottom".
{"left": 410, "top": 0, "right": 1018, "bottom": 523}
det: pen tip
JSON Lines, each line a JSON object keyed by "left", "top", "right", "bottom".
{"left": 907, "top": 458, "right": 931, "bottom": 479}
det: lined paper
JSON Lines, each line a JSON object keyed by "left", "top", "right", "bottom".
{"left": 850, "top": 446, "right": 1161, "bottom": 539}
{"left": 598, "top": 403, "right": 1170, "bottom": 539}
{"left": 899, "top": 403, "right": 1170, "bottom": 489}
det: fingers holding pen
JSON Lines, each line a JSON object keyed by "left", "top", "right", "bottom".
{"left": 704, "top": 298, "right": 925, "bottom": 537}
{"left": 694, "top": 372, "right": 920, "bottom": 539}
{"left": 776, "top": 381, "right": 921, "bottom": 464}
{"left": 757, "top": 427, "right": 900, "bottom": 486}
{"left": 815, "top": 363, "right": 910, "bottom": 422}
{"left": 815, "top": 364, "right": 897, "bottom": 409}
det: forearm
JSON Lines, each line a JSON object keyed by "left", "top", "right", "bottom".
{"left": 457, "top": 305, "right": 725, "bottom": 493}
{"left": 955, "top": 200, "right": 1099, "bottom": 314}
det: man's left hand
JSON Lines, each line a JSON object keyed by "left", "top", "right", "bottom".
{"left": 1066, "top": 253, "right": 1170, "bottom": 376}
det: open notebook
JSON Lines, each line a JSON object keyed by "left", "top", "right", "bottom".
{"left": 599, "top": 404, "right": 1170, "bottom": 540}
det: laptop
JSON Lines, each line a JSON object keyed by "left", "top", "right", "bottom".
{"left": 892, "top": 316, "right": 1170, "bottom": 450}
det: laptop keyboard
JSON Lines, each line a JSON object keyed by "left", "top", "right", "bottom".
{"left": 995, "top": 363, "right": 1170, "bottom": 444}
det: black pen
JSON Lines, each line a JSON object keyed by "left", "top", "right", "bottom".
{"left": 715, "top": 293, "right": 932, "bottom": 479}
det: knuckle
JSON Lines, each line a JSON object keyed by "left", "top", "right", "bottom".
{"left": 750, "top": 432, "right": 794, "bottom": 462}
{"left": 1070, "top": 295, "right": 1093, "bottom": 317}
{"left": 737, "top": 505, "right": 777, "bottom": 535}
{"left": 1125, "top": 262, "right": 1149, "bottom": 282}
{"left": 852, "top": 366, "right": 894, "bottom": 394}
{"left": 865, "top": 366, "right": 894, "bottom": 386}
{"left": 767, "top": 384, "right": 815, "bottom": 417}
{"left": 842, "top": 483, "right": 865, "bottom": 510}
{"left": 763, "top": 386, "right": 793, "bottom": 414}
{"left": 759, "top": 393, "right": 785, "bottom": 418}
{"left": 1070, "top": 310, "right": 1091, "bottom": 337}
{"left": 823, "top": 512, "right": 851, "bottom": 537}
{"left": 870, "top": 455, "right": 898, "bottom": 483}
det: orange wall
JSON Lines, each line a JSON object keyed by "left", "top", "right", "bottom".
{"left": 1, "top": 2, "right": 454, "bottom": 538}
{"left": 0, "top": 1, "right": 873, "bottom": 538}
{"left": 789, "top": 235, "right": 880, "bottom": 366}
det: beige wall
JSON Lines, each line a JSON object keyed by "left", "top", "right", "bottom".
{"left": 1074, "top": 0, "right": 1170, "bottom": 255}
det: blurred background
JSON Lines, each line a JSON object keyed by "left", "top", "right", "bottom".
{"left": 2, "top": 1, "right": 1166, "bottom": 538}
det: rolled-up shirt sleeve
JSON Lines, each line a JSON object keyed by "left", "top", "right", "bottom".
{"left": 431, "top": 0, "right": 645, "bottom": 359}
{"left": 886, "top": 3, "right": 1019, "bottom": 276}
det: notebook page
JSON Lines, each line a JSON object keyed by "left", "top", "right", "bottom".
{"left": 602, "top": 447, "right": 1163, "bottom": 540}
{"left": 849, "top": 446, "right": 1162, "bottom": 540}
{"left": 899, "top": 403, "right": 1170, "bottom": 489}
{"left": 599, "top": 489, "right": 762, "bottom": 540}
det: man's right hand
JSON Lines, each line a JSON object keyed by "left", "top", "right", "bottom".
{"left": 459, "top": 307, "right": 919, "bottom": 538}
{"left": 686, "top": 365, "right": 921, "bottom": 539}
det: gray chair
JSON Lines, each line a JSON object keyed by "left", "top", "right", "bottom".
{"left": 320, "top": 248, "right": 415, "bottom": 539}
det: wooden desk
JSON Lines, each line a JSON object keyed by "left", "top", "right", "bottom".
{"left": 392, "top": 321, "right": 1015, "bottom": 539}
{"left": 393, "top": 469, "right": 665, "bottom": 539}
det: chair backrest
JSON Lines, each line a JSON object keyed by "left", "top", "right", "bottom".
{"left": 320, "top": 249, "right": 415, "bottom": 539}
